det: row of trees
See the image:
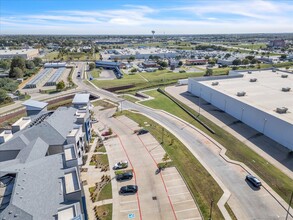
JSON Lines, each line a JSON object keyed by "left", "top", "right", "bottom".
{"left": 8, "top": 56, "right": 42, "bottom": 78}
{"left": 0, "top": 78, "right": 19, "bottom": 103}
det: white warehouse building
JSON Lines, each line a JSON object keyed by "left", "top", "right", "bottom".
{"left": 188, "top": 69, "right": 293, "bottom": 151}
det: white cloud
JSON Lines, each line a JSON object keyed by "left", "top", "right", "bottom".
{"left": 1, "top": 1, "right": 293, "bottom": 34}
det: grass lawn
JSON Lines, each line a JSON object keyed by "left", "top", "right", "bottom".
{"left": 44, "top": 51, "right": 59, "bottom": 61}
{"left": 120, "top": 95, "right": 140, "bottom": 103}
{"left": 47, "top": 99, "right": 73, "bottom": 110}
{"left": 141, "top": 89, "right": 293, "bottom": 205}
{"left": 90, "top": 154, "right": 109, "bottom": 166}
{"left": 97, "top": 182, "right": 112, "bottom": 201}
{"left": 116, "top": 111, "right": 225, "bottom": 220}
{"left": 95, "top": 145, "right": 106, "bottom": 153}
{"left": 236, "top": 43, "right": 267, "bottom": 50}
{"left": 94, "top": 204, "right": 112, "bottom": 220}
{"left": 92, "top": 99, "right": 117, "bottom": 109}
{"left": 89, "top": 69, "right": 101, "bottom": 78}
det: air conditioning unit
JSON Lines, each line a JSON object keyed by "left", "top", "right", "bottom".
{"left": 250, "top": 78, "right": 257, "bottom": 82}
{"left": 282, "top": 87, "right": 291, "bottom": 92}
{"left": 237, "top": 91, "right": 246, "bottom": 97}
{"left": 281, "top": 74, "right": 288, "bottom": 78}
{"left": 276, "top": 107, "right": 288, "bottom": 114}
{"left": 212, "top": 82, "right": 219, "bottom": 86}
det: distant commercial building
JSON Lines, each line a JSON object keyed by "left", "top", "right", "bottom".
{"left": 257, "top": 56, "right": 279, "bottom": 64}
{"left": 142, "top": 61, "right": 158, "bottom": 68}
{"left": 268, "top": 39, "right": 286, "bottom": 48}
{"left": 185, "top": 59, "right": 207, "bottom": 65}
{"left": 107, "top": 48, "right": 179, "bottom": 60}
{"left": 0, "top": 49, "right": 39, "bottom": 59}
{"left": 188, "top": 69, "right": 293, "bottom": 151}
{"left": 95, "top": 61, "right": 123, "bottom": 79}
{"left": 0, "top": 94, "right": 92, "bottom": 219}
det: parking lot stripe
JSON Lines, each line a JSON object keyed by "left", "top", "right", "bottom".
{"left": 183, "top": 217, "right": 202, "bottom": 220}
{"left": 120, "top": 208, "right": 139, "bottom": 212}
{"left": 169, "top": 192, "right": 190, "bottom": 196}
{"left": 161, "top": 172, "right": 178, "bottom": 176}
{"left": 120, "top": 200, "right": 137, "bottom": 204}
{"left": 116, "top": 117, "right": 178, "bottom": 220}
{"left": 172, "top": 199, "right": 194, "bottom": 205}
{"left": 175, "top": 208, "right": 198, "bottom": 213}
{"left": 167, "top": 184, "right": 187, "bottom": 189}
{"left": 164, "top": 178, "right": 182, "bottom": 182}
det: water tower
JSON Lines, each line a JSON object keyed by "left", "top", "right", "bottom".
{"left": 151, "top": 30, "right": 155, "bottom": 39}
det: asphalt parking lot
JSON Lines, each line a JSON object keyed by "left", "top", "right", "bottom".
{"left": 99, "top": 109, "right": 202, "bottom": 220}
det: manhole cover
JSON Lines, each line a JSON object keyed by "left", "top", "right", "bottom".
{"left": 152, "top": 196, "right": 157, "bottom": 200}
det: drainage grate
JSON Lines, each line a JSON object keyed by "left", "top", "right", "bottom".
{"left": 152, "top": 196, "right": 157, "bottom": 200}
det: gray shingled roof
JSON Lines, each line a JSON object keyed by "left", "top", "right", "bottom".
{"left": 0, "top": 154, "right": 64, "bottom": 220}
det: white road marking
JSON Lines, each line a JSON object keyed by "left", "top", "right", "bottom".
{"left": 120, "top": 200, "right": 137, "bottom": 204}
{"left": 175, "top": 207, "right": 198, "bottom": 213}
{"left": 169, "top": 192, "right": 190, "bottom": 196}
{"left": 166, "top": 184, "right": 186, "bottom": 189}
{"left": 172, "top": 199, "right": 194, "bottom": 205}
{"left": 120, "top": 208, "right": 139, "bottom": 212}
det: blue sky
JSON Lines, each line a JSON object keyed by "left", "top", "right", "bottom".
{"left": 1, "top": 0, "right": 293, "bottom": 34}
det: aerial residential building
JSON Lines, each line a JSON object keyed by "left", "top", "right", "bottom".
{"left": 268, "top": 39, "right": 286, "bottom": 48}
{"left": 0, "top": 93, "right": 93, "bottom": 219}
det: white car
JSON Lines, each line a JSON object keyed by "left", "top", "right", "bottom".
{"left": 113, "top": 161, "right": 128, "bottom": 170}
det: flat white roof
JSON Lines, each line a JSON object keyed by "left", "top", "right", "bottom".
{"left": 64, "top": 147, "right": 76, "bottom": 161}
{"left": 12, "top": 117, "right": 31, "bottom": 128}
{"left": 64, "top": 171, "right": 80, "bottom": 194}
{"left": 0, "top": 130, "right": 13, "bottom": 140}
{"left": 72, "top": 94, "right": 90, "bottom": 104}
{"left": 58, "top": 206, "right": 75, "bottom": 220}
{"left": 0, "top": 49, "right": 38, "bottom": 55}
{"left": 67, "top": 127, "right": 79, "bottom": 137}
{"left": 199, "top": 70, "right": 293, "bottom": 123}
{"left": 22, "top": 100, "right": 48, "bottom": 109}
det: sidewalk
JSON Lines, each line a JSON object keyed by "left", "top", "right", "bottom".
{"left": 165, "top": 85, "right": 293, "bottom": 180}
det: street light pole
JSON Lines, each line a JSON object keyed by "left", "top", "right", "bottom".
{"left": 161, "top": 127, "right": 164, "bottom": 144}
{"left": 209, "top": 199, "right": 214, "bottom": 220}
{"left": 286, "top": 191, "right": 293, "bottom": 220}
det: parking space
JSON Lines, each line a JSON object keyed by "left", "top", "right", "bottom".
{"left": 161, "top": 167, "right": 202, "bottom": 220}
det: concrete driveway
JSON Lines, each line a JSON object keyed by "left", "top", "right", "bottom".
{"left": 97, "top": 108, "right": 202, "bottom": 220}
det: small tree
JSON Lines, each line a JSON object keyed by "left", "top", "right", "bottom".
{"left": 26, "top": 60, "right": 35, "bottom": 69}
{"left": 0, "top": 89, "right": 8, "bottom": 103}
{"left": 10, "top": 67, "right": 23, "bottom": 78}
{"left": 205, "top": 68, "right": 213, "bottom": 76}
{"left": 89, "top": 63, "right": 95, "bottom": 71}
{"left": 9, "top": 56, "right": 25, "bottom": 77}
{"left": 33, "top": 57, "right": 42, "bottom": 66}
{"left": 56, "top": 80, "right": 65, "bottom": 91}
{"left": 178, "top": 61, "right": 183, "bottom": 66}
{"left": 232, "top": 59, "right": 241, "bottom": 66}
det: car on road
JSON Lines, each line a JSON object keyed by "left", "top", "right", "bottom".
{"left": 116, "top": 171, "right": 133, "bottom": 181}
{"left": 137, "top": 128, "right": 149, "bottom": 135}
{"left": 119, "top": 185, "right": 138, "bottom": 194}
{"left": 91, "top": 119, "right": 98, "bottom": 123}
{"left": 246, "top": 174, "right": 262, "bottom": 187}
{"left": 113, "top": 161, "right": 128, "bottom": 170}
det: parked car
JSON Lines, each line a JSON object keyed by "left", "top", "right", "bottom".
{"left": 101, "top": 131, "right": 111, "bottom": 136}
{"left": 91, "top": 119, "right": 98, "bottom": 123}
{"left": 116, "top": 171, "right": 133, "bottom": 181}
{"left": 113, "top": 161, "right": 128, "bottom": 170}
{"left": 119, "top": 185, "right": 138, "bottom": 194}
{"left": 246, "top": 174, "right": 262, "bottom": 187}
{"left": 137, "top": 129, "right": 149, "bottom": 135}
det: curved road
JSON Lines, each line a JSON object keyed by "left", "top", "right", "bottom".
{"left": 73, "top": 64, "right": 293, "bottom": 220}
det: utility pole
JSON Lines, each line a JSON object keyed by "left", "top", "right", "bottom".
{"left": 286, "top": 191, "right": 293, "bottom": 220}
{"left": 161, "top": 127, "right": 164, "bottom": 144}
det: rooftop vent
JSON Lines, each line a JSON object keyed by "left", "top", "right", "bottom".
{"left": 248, "top": 71, "right": 252, "bottom": 74}
{"left": 237, "top": 91, "right": 246, "bottom": 97}
{"left": 250, "top": 78, "right": 257, "bottom": 82}
{"left": 282, "top": 87, "right": 291, "bottom": 92}
{"left": 281, "top": 74, "right": 288, "bottom": 78}
{"left": 276, "top": 107, "right": 288, "bottom": 114}
{"left": 212, "top": 82, "right": 219, "bottom": 86}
